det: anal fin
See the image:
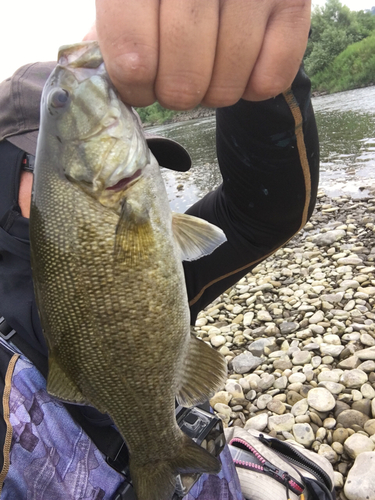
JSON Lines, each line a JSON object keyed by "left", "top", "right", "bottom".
{"left": 177, "top": 334, "right": 227, "bottom": 407}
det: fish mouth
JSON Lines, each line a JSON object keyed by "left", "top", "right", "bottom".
{"left": 106, "top": 169, "right": 142, "bottom": 192}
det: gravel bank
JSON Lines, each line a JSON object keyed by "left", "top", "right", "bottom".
{"left": 195, "top": 191, "right": 375, "bottom": 500}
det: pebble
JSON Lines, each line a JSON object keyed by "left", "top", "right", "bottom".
{"left": 198, "top": 193, "right": 375, "bottom": 498}
{"left": 344, "top": 452, "right": 375, "bottom": 500}
{"left": 344, "top": 433, "right": 375, "bottom": 459}
{"left": 307, "top": 388, "right": 336, "bottom": 412}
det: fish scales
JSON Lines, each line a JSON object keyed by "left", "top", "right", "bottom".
{"left": 30, "top": 41, "right": 227, "bottom": 500}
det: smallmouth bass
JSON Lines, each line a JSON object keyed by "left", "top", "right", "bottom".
{"left": 30, "top": 41, "right": 227, "bottom": 500}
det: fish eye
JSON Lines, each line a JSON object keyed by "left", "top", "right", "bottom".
{"left": 49, "top": 88, "right": 70, "bottom": 109}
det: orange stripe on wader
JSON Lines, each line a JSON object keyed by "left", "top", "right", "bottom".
{"left": 189, "top": 87, "right": 312, "bottom": 308}
{"left": 0, "top": 353, "right": 20, "bottom": 494}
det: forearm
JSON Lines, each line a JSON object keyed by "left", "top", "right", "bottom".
{"left": 184, "top": 66, "right": 319, "bottom": 322}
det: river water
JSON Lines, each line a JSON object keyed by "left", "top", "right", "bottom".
{"left": 148, "top": 86, "right": 375, "bottom": 212}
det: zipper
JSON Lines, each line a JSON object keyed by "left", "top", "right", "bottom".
{"left": 228, "top": 438, "right": 305, "bottom": 496}
{"left": 258, "top": 434, "right": 333, "bottom": 492}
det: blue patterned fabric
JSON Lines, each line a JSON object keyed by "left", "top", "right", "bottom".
{"left": 2, "top": 342, "right": 244, "bottom": 500}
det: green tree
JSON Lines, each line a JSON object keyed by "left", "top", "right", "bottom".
{"left": 305, "top": 0, "right": 375, "bottom": 76}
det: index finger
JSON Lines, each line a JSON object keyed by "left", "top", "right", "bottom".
{"left": 95, "top": 0, "right": 159, "bottom": 106}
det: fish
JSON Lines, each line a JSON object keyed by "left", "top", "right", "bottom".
{"left": 30, "top": 41, "right": 227, "bottom": 500}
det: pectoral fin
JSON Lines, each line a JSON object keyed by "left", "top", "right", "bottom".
{"left": 47, "top": 356, "right": 89, "bottom": 405}
{"left": 114, "top": 200, "right": 154, "bottom": 264}
{"left": 177, "top": 334, "right": 227, "bottom": 407}
{"left": 172, "top": 213, "right": 226, "bottom": 261}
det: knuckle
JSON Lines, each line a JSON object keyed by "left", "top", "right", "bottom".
{"left": 203, "top": 85, "right": 244, "bottom": 108}
{"left": 156, "top": 75, "right": 207, "bottom": 110}
{"left": 108, "top": 51, "right": 156, "bottom": 89}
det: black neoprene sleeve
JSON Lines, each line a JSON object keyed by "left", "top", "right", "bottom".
{"left": 184, "top": 66, "right": 320, "bottom": 323}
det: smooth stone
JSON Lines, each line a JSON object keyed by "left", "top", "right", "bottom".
{"left": 243, "top": 311, "right": 255, "bottom": 327}
{"left": 355, "top": 346, "right": 375, "bottom": 360}
{"left": 364, "top": 419, "right": 375, "bottom": 436}
{"left": 292, "top": 351, "right": 312, "bottom": 365}
{"left": 244, "top": 413, "right": 268, "bottom": 432}
{"left": 318, "top": 371, "right": 341, "bottom": 383}
{"left": 279, "top": 322, "right": 299, "bottom": 335}
{"left": 247, "top": 338, "right": 274, "bottom": 356}
{"left": 293, "top": 423, "right": 315, "bottom": 448}
{"left": 210, "top": 391, "right": 232, "bottom": 407}
{"left": 214, "top": 403, "right": 232, "bottom": 418}
{"left": 358, "top": 360, "right": 375, "bottom": 372}
{"left": 232, "top": 352, "right": 263, "bottom": 374}
{"left": 344, "top": 433, "right": 375, "bottom": 459}
{"left": 323, "top": 334, "right": 341, "bottom": 345}
{"left": 210, "top": 335, "right": 227, "bottom": 347}
{"left": 334, "top": 471, "right": 344, "bottom": 489}
{"left": 337, "top": 256, "right": 363, "bottom": 265}
{"left": 257, "top": 394, "right": 273, "bottom": 410}
{"left": 273, "top": 356, "right": 292, "bottom": 371}
{"left": 312, "top": 230, "right": 346, "bottom": 246}
{"left": 225, "top": 380, "right": 244, "bottom": 399}
{"left": 291, "top": 398, "right": 309, "bottom": 417}
{"left": 332, "top": 442, "right": 344, "bottom": 455}
{"left": 267, "top": 400, "right": 286, "bottom": 415}
{"left": 318, "top": 381, "right": 345, "bottom": 395}
{"left": 311, "top": 356, "right": 322, "bottom": 368}
{"left": 307, "top": 388, "right": 336, "bottom": 412}
{"left": 257, "top": 310, "right": 273, "bottom": 322}
{"left": 338, "top": 356, "right": 361, "bottom": 370}
{"left": 288, "top": 373, "right": 306, "bottom": 384}
{"left": 318, "top": 444, "right": 337, "bottom": 464}
{"left": 320, "top": 344, "right": 345, "bottom": 357}
{"left": 352, "top": 399, "right": 372, "bottom": 417}
{"left": 332, "top": 428, "right": 349, "bottom": 444}
{"left": 309, "top": 310, "right": 325, "bottom": 324}
{"left": 336, "top": 409, "right": 369, "bottom": 429}
{"left": 323, "top": 418, "right": 336, "bottom": 429}
{"left": 273, "top": 376, "right": 288, "bottom": 390}
{"left": 344, "top": 452, "right": 375, "bottom": 500}
{"left": 258, "top": 374, "right": 275, "bottom": 391}
{"left": 268, "top": 414, "right": 295, "bottom": 433}
{"left": 286, "top": 391, "right": 304, "bottom": 406}
{"left": 361, "top": 383, "right": 375, "bottom": 400}
{"left": 340, "top": 369, "right": 368, "bottom": 388}
{"left": 361, "top": 333, "right": 375, "bottom": 347}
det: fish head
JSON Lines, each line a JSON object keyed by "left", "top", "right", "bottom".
{"left": 39, "top": 41, "right": 150, "bottom": 210}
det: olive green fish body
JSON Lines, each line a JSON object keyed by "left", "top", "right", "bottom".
{"left": 30, "top": 41, "right": 227, "bottom": 500}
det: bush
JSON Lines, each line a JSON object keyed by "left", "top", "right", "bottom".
{"left": 311, "top": 34, "right": 375, "bottom": 93}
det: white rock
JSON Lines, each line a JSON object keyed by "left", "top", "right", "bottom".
{"left": 361, "top": 383, "right": 375, "bottom": 400}
{"left": 320, "top": 343, "right": 345, "bottom": 357}
{"left": 243, "top": 311, "right": 255, "bottom": 327}
{"left": 307, "top": 388, "right": 336, "bottom": 412}
{"left": 344, "top": 452, "right": 375, "bottom": 500}
{"left": 334, "top": 471, "right": 344, "bottom": 489}
{"left": 340, "top": 369, "right": 368, "bottom": 388}
{"left": 288, "top": 373, "right": 306, "bottom": 384}
{"left": 318, "top": 371, "right": 341, "bottom": 383}
{"left": 268, "top": 414, "right": 295, "bottom": 433}
{"left": 309, "top": 310, "right": 325, "bottom": 324}
{"left": 210, "top": 335, "right": 227, "bottom": 347}
{"left": 293, "top": 423, "right": 315, "bottom": 447}
{"left": 318, "top": 444, "right": 337, "bottom": 464}
{"left": 257, "top": 310, "right": 273, "bottom": 322}
{"left": 344, "top": 433, "right": 375, "bottom": 459}
{"left": 225, "top": 380, "right": 244, "bottom": 399}
{"left": 291, "top": 398, "right": 309, "bottom": 416}
{"left": 244, "top": 413, "right": 268, "bottom": 432}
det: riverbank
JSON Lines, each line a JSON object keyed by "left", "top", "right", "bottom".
{"left": 197, "top": 191, "right": 375, "bottom": 500}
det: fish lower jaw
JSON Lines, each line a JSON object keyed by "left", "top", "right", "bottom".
{"left": 106, "top": 169, "right": 142, "bottom": 192}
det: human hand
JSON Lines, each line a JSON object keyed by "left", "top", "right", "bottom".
{"left": 92, "top": 0, "right": 311, "bottom": 109}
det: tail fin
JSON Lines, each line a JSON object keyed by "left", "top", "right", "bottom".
{"left": 130, "top": 434, "right": 221, "bottom": 500}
